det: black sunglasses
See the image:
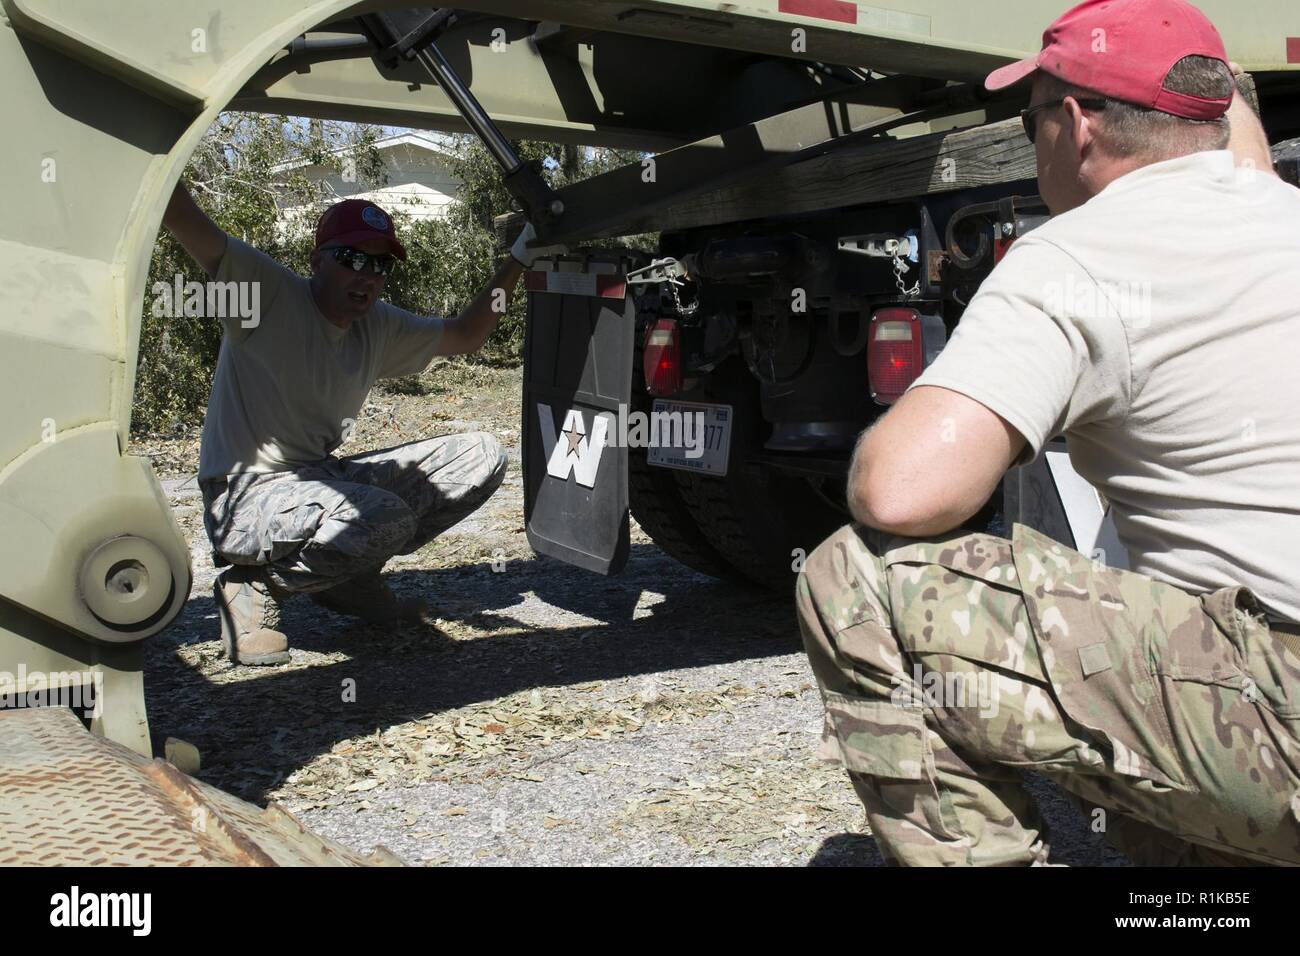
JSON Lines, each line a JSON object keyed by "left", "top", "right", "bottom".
{"left": 1021, "top": 96, "right": 1108, "bottom": 143}
{"left": 329, "top": 245, "right": 396, "bottom": 277}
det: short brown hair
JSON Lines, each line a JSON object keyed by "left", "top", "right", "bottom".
{"left": 1040, "top": 55, "right": 1233, "bottom": 160}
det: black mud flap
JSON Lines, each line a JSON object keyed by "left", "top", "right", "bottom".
{"left": 522, "top": 255, "right": 639, "bottom": 575}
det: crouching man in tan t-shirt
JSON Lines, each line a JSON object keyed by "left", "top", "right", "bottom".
{"left": 163, "top": 187, "right": 564, "bottom": 666}
{"left": 798, "top": 0, "right": 1300, "bottom": 865}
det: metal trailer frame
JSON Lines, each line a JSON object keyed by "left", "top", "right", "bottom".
{"left": 1, "top": 0, "right": 1297, "bottom": 755}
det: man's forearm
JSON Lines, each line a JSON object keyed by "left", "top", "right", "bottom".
{"left": 443, "top": 257, "right": 525, "bottom": 355}
{"left": 163, "top": 182, "right": 228, "bottom": 277}
{"left": 1227, "top": 71, "right": 1276, "bottom": 176}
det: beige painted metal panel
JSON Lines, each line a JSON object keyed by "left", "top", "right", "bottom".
{"left": 235, "top": 25, "right": 699, "bottom": 149}
{"left": 5, "top": 0, "right": 364, "bottom": 106}
{"left": 0, "top": 0, "right": 373, "bottom": 754}
{"left": 444, "top": 0, "right": 1299, "bottom": 74}
{"left": 234, "top": 1, "right": 1299, "bottom": 151}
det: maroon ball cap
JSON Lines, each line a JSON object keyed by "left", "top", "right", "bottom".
{"left": 986, "top": 0, "right": 1233, "bottom": 120}
{"left": 314, "top": 199, "right": 408, "bottom": 260}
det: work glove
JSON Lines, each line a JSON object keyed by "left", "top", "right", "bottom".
{"left": 510, "top": 222, "right": 568, "bottom": 268}
{"left": 1228, "top": 62, "right": 1262, "bottom": 116}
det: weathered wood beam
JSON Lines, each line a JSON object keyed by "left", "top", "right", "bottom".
{"left": 511, "top": 75, "right": 948, "bottom": 244}
{"left": 503, "top": 128, "right": 1300, "bottom": 246}
{"left": 639, "top": 115, "right": 1036, "bottom": 236}
{"left": 498, "top": 113, "right": 1031, "bottom": 244}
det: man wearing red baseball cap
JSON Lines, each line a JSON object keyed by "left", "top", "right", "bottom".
{"left": 163, "top": 184, "right": 565, "bottom": 665}
{"left": 799, "top": 0, "right": 1300, "bottom": 866}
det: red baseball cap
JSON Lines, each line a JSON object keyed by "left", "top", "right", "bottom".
{"left": 985, "top": 0, "right": 1232, "bottom": 120}
{"left": 314, "top": 199, "right": 408, "bottom": 260}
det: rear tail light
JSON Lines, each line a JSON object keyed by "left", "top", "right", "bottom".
{"left": 868, "top": 308, "right": 925, "bottom": 404}
{"left": 643, "top": 319, "right": 682, "bottom": 397}
{"left": 994, "top": 232, "right": 1016, "bottom": 265}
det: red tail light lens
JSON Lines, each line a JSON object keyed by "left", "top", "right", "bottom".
{"left": 643, "top": 319, "right": 682, "bottom": 396}
{"left": 868, "top": 308, "right": 924, "bottom": 404}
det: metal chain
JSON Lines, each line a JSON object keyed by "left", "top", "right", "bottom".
{"left": 667, "top": 278, "right": 699, "bottom": 316}
{"left": 892, "top": 248, "right": 920, "bottom": 299}
{"left": 626, "top": 257, "right": 699, "bottom": 316}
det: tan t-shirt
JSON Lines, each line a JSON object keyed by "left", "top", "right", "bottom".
{"left": 198, "top": 238, "right": 446, "bottom": 481}
{"left": 914, "top": 150, "right": 1300, "bottom": 623}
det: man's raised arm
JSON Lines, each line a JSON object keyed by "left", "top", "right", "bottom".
{"left": 162, "top": 182, "right": 228, "bottom": 278}
{"left": 1227, "top": 66, "right": 1276, "bottom": 176}
{"left": 435, "top": 223, "right": 567, "bottom": 356}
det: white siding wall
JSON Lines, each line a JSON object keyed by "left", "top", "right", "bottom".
{"left": 279, "top": 139, "right": 463, "bottom": 230}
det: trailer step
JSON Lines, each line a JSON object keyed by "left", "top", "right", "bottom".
{"left": 0, "top": 708, "right": 400, "bottom": 866}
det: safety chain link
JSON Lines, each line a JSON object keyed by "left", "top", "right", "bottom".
{"left": 626, "top": 257, "right": 699, "bottom": 316}
{"left": 667, "top": 278, "right": 698, "bottom": 317}
{"left": 892, "top": 248, "right": 920, "bottom": 299}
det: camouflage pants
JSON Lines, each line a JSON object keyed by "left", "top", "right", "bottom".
{"left": 797, "top": 522, "right": 1300, "bottom": 866}
{"left": 200, "top": 433, "right": 508, "bottom": 593}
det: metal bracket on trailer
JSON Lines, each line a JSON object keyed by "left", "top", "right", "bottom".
{"left": 357, "top": 9, "right": 565, "bottom": 233}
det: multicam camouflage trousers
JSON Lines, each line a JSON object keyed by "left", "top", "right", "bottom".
{"left": 200, "top": 434, "right": 508, "bottom": 593}
{"left": 797, "top": 521, "right": 1300, "bottom": 866}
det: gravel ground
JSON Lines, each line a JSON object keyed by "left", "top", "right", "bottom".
{"left": 133, "top": 361, "right": 1123, "bottom": 866}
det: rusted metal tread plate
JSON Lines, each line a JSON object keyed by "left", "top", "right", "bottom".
{"left": 0, "top": 708, "right": 401, "bottom": 866}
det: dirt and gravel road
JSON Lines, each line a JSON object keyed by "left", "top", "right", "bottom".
{"left": 134, "top": 362, "right": 1122, "bottom": 866}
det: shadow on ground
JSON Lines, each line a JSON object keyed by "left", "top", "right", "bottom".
{"left": 147, "top": 537, "right": 1128, "bottom": 866}
{"left": 146, "top": 542, "right": 798, "bottom": 802}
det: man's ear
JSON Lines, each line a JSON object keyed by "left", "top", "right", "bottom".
{"left": 1062, "top": 95, "right": 1096, "bottom": 160}
{"left": 309, "top": 247, "right": 323, "bottom": 275}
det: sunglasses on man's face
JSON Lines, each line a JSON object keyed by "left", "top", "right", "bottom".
{"left": 1021, "top": 96, "right": 1108, "bottom": 144}
{"left": 329, "top": 245, "right": 396, "bottom": 277}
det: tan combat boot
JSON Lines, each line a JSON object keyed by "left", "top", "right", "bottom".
{"left": 309, "top": 573, "right": 429, "bottom": 624}
{"left": 213, "top": 565, "right": 291, "bottom": 666}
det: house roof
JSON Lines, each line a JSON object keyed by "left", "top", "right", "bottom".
{"left": 271, "top": 129, "right": 458, "bottom": 174}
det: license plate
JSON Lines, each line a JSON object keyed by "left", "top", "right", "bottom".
{"left": 646, "top": 400, "right": 732, "bottom": 476}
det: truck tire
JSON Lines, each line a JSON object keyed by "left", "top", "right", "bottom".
{"left": 626, "top": 375, "right": 751, "bottom": 582}
{"left": 672, "top": 458, "right": 844, "bottom": 594}
{"left": 627, "top": 441, "right": 749, "bottom": 583}
{"left": 659, "top": 359, "right": 847, "bottom": 593}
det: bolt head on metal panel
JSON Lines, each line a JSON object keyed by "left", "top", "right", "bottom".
{"left": 78, "top": 536, "right": 172, "bottom": 629}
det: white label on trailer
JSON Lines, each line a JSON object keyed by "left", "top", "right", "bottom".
{"left": 547, "top": 271, "right": 598, "bottom": 296}
{"left": 647, "top": 400, "right": 732, "bottom": 477}
{"left": 857, "top": 5, "right": 932, "bottom": 36}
